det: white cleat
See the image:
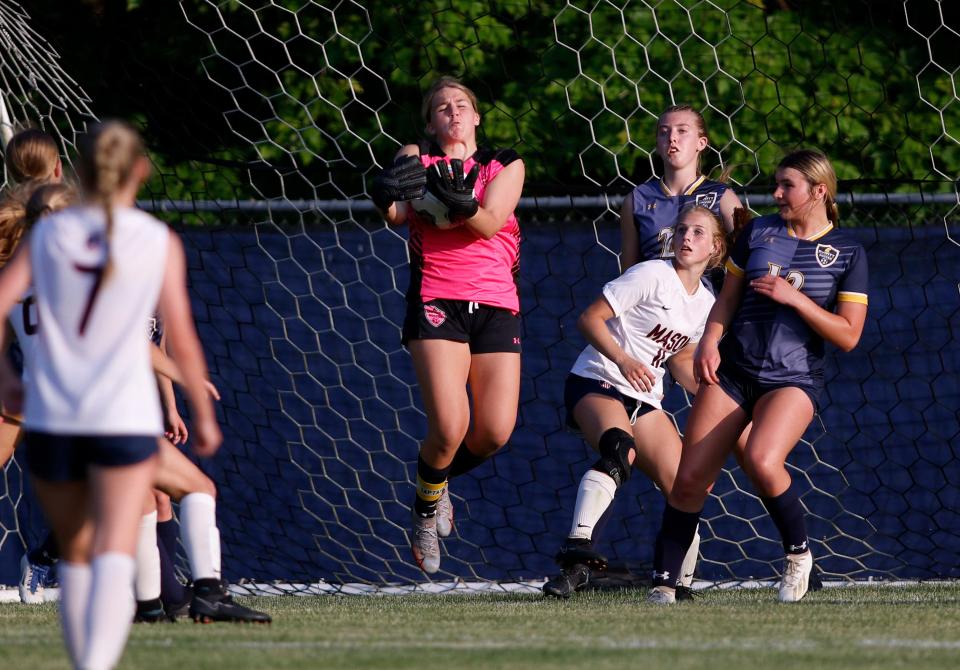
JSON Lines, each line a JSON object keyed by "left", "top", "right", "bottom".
{"left": 19, "top": 555, "right": 52, "bottom": 604}
{"left": 435, "top": 486, "right": 454, "bottom": 538}
{"left": 779, "top": 550, "right": 813, "bottom": 603}
{"left": 647, "top": 585, "right": 676, "bottom": 605}
{"left": 410, "top": 510, "right": 441, "bottom": 574}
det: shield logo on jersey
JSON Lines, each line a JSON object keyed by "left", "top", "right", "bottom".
{"left": 695, "top": 192, "right": 718, "bottom": 209}
{"left": 424, "top": 304, "right": 447, "bottom": 327}
{"left": 815, "top": 243, "right": 839, "bottom": 268}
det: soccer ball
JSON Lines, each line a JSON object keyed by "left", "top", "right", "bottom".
{"left": 410, "top": 191, "right": 457, "bottom": 228}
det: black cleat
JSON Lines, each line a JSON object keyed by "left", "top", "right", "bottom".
{"left": 554, "top": 541, "right": 608, "bottom": 571}
{"left": 163, "top": 586, "right": 193, "bottom": 621}
{"left": 675, "top": 585, "right": 701, "bottom": 601}
{"left": 134, "top": 598, "right": 167, "bottom": 623}
{"left": 190, "top": 583, "right": 271, "bottom": 624}
{"left": 543, "top": 563, "right": 591, "bottom": 599}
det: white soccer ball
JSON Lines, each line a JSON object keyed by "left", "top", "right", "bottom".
{"left": 410, "top": 190, "right": 456, "bottom": 229}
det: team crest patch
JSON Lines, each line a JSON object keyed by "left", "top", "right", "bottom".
{"left": 815, "top": 243, "right": 839, "bottom": 267}
{"left": 424, "top": 304, "right": 447, "bottom": 327}
{"left": 695, "top": 192, "right": 718, "bottom": 209}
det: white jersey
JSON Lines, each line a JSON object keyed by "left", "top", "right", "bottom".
{"left": 8, "top": 287, "right": 38, "bottom": 381}
{"left": 570, "top": 259, "right": 715, "bottom": 408}
{"left": 25, "top": 205, "right": 169, "bottom": 435}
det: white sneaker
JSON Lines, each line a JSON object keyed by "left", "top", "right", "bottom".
{"left": 679, "top": 528, "right": 700, "bottom": 588}
{"left": 410, "top": 510, "right": 441, "bottom": 574}
{"left": 647, "top": 586, "right": 676, "bottom": 605}
{"left": 19, "top": 554, "right": 53, "bottom": 604}
{"left": 779, "top": 550, "right": 813, "bottom": 602}
{"left": 435, "top": 486, "right": 454, "bottom": 538}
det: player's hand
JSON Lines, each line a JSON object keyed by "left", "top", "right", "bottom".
{"left": 204, "top": 379, "right": 221, "bottom": 401}
{"left": 191, "top": 418, "right": 222, "bottom": 458}
{"left": 693, "top": 339, "right": 721, "bottom": 386}
{"left": 370, "top": 155, "right": 426, "bottom": 210}
{"left": 617, "top": 356, "right": 656, "bottom": 393}
{"left": 164, "top": 410, "right": 188, "bottom": 445}
{"left": 426, "top": 158, "right": 480, "bottom": 219}
{"left": 750, "top": 274, "right": 798, "bottom": 306}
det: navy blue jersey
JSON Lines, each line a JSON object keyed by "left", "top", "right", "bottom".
{"left": 721, "top": 214, "right": 869, "bottom": 387}
{"left": 630, "top": 176, "right": 729, "bottom": 262}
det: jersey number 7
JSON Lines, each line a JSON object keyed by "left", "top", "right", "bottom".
{"left": 74, "top": 263, "right": 105, "bottom": 336}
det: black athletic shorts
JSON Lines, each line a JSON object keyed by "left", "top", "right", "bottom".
{"left": 715, "top": 361, "right": 821, "bottom": 416}
{"left": 563, "top": 373, "right": 657, "bottom": 431}
{"left": 24, "top": 432, "right": 159, "bottom": 482}
{"left": 402, "top": 297, "right": 521, "bottom": 354}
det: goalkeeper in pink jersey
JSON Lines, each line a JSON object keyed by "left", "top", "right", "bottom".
{"left": 370, "top": 76, "right": 525, "bottom": 574}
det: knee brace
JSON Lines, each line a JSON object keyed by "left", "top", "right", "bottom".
{"left": 591, "top": 427, "right": 635, "bottom": 488}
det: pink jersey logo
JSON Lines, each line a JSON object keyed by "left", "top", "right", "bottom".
{"left": 424, "top": 304, "right": 447, "bottom": 327}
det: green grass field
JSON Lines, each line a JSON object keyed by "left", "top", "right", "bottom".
{"left": 1, "top": 584, "right": 959, "bottom": 669}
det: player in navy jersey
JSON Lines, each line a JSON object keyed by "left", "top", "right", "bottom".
{"left": 542, "top": 207, "right": 726, "bottom": 599}
{"left": 620, "top": 105, "right": 742, "bottom": 274}
{"left": 648, "top": 149, "right": 869, "bottom": 604}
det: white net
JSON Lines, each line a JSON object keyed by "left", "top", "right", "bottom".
{"left": 0, "top": 0, "right": 957, "bottom": 590}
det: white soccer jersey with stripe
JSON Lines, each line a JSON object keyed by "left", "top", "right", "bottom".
{"left": 570, "top": 259, "right": 715, "bottom": 408}
{"left": 26, "top": 205, "right": 169, "bottom": 435}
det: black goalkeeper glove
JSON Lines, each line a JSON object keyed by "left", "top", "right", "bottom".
{"left": 370, "top": 155, "right": 427, "bottom": 210}
{"left": 426, "top": 158, "right": 480, "bottom": 220}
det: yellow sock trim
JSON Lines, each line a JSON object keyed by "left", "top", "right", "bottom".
{"left": 416, "top": 476, "right": 447, "bottom": 503}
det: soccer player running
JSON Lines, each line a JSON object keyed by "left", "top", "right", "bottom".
{"left": 648, "top": 149, "right": 869, "bottom": 604}
{"left": 0, "top": 121, "right": 220, "bottom": 669}
{"left": 370, "top": 76, "right": 525, "bottom": 574}
{"left": 543, "top": 206, "right": 726, "bottom": 599}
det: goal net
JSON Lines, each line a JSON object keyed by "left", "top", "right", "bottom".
{"left": 0, "top": 0, "right": 957, "bottom": 591}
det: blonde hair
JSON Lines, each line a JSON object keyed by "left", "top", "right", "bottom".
{"left": 675, "top": 204, "right": 728, "bottom": 270}
{"left": 777, "top": 149, "right": 839, "bottom": 225}
{"left": 0, "top": 191, "right": 26, "bottom": 268}
{"left": 5, "top": 128, "right": 59, "bottom": 184}
{"left": 421, "top": 76, "right": 480, "bottom": 128}
{"left": 658, "top": 105, "right": 733, "bottom": 183}
{"left": 76, "top": 121, "right": 146, "bottom": 281}
{"left": 25, "top": 182, "right": 78, "bottom": 227}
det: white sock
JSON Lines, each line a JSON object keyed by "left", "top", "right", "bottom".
{"left": 58, "top": 561, "right": 92, "bottom": 667}
{"left": 180, "top": 492, "right": 221, "bottom": 580}
{"left": 680, "top": 526, "right": 701, "bottom": 588}
{"left": 82, "top": 552, "right": 135, "bottom": 670}
{"left": 568, "top": 469, "right": 617, "bottom": 541}
{"left": 134, "top": 511, "right": 161, "bottom": 601}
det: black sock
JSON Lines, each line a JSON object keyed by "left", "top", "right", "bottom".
{"left": 652, "top": 503, "right": 701, "bottom": 588}
{"left": 156, "top": 519, "right": 179, "bottom": 562}
{"left": 761, "top": 486, "right": 809, "bottom": 555}
{"left": 28, "top": 532, "right": 58, "bottom": 565}
{"left": 194, "top": 577, "right": 221, "bottom": 595}
{"left": 589, "top": 502, "right": 616, "bottom": 549}
{"left": 413, "top": 453, "right": 451, "bottom": 517}
{"left": 447, "top": 441, "right": 489, "bottom": 478}
{"left": 157, "top": 539, "right": 188, "bottom": 607}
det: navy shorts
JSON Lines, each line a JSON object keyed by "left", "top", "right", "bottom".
{"left": 402, "top": 298, "right": 522, "bottom": 354}
{"left": 564, "top": 373, "right": 656, "bottom": 431}
{"left": 24, "top": 432, "right": 159, "bottom": 482}
{"left": 716, "top": 361, "right": 821, "bottom": 417}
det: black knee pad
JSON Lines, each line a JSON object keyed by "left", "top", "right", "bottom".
{"left": 591, "top": 427, "right": 635, "bottom": 488}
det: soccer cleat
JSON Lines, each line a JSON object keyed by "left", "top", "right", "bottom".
{"left": 675, "top": 584, "right": 700, "bottom": 601}
{"left": 435, "top": 486, "right": 454, "bottom": 538}
{"left": 542, "top": 563, "right": 590, "bottom": 599}
{"left": 779, "top": 550, "right": 814, "bottom": 603}
{"left": 19, "top": 554, "right": 54, "bottom": 604}
{"left": 163, "top": 586, "right": 193, "bottom": 621}
{"left": 134, "top": 598, "right": 167, "bottom": 624}
{"left": 189, "top": 583, "right": 271, "bottom": 624}
{"left": 647, "top": 585, "right": 677, "bottom": 605}
{"left": 410, "top": 510, "right": 441, "bottom": 574}
{"left": 554, "top": 541, "right": 608, "bottom": 571}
